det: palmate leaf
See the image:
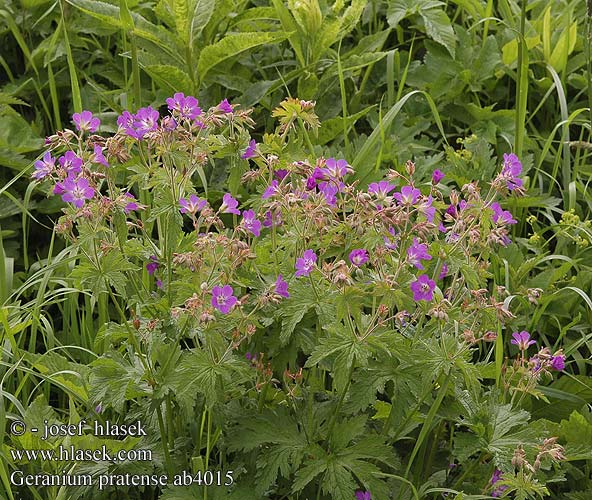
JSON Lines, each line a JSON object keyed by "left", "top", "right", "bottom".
{"left": 227, "top": 408, "right": 309, "bottom": 495}
{"left": 277, "top": 278, "right": 335, "bottom": 345}
{"left": 89, "top": 352, "right": 149, "bottom": 413}
{"left": 292, "top": 431, "right": 397, "bottom": 499}
{"left": 196, "top": 32, "right": 289, "bottom": 82}
{"left": 69, "top": 250, "right": 134, "bottom": 297}
{"left": 559, "top": 410, "right": 592, "bottom": 459}
{"left": 305, "top": 322, "right": 373, "bottom": 393}
{"left": 166, "top": 348, "right": 249, "bottom": 409}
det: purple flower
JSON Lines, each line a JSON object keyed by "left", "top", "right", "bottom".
{"left": 501, "top": 153, "right": 523, "bottom": 191}
{"left": 33, "top": 151, "right": 56, "bottom": 180}
{"left": 490, "top": 469, "right": 508, "bottom": 497}
{"left": 417, "top": 195, "right": 436, "bottom": 222}
{"left": 92, "top": 144, "right": 109, "bottom": 167}
{"left": 349, "top": 249, "right": 369, "bottom": 267}
{"left": 383, "top": 227, "right": 398, "bottom": 250}
{"left": 551, "top": 354, "right": 565, "bottom": 371}
{"left": 439, "top": 263, "right": 448, "bottom": 279}
{"left": 355, "top": 491, "right": 371, "bottom": 500}
{"left": 218, "top": 99, "right": 233, "bottom": 113}
{"left": 179, "top": 194, "right": 207, "bottom": 215}
{"left": 306, "top": 176, "right": 317, "bottom": 190}
{"left": 274, "top": 169, "right": 289, "bottom": 181}
{"left": 132, "top": 106, "right": 159, "bottom": 139}
{"left": 368, "top": 180, "right": 396, "bottom": 198}
{"left": 241, "top": 139, "right": 257, "bottom": 160}
{"left": 295, "top": 249, "right": 317, "bottom": 277}
{"left": 53, "top": 180, "right": 66, "bottom": 195}
{"left": 72, "top": 110, "right": 100, "bottom": 133}
{"left": 212, "top": 285, "right": 238, "bottom": 314}
{"left": 166, "top": 92, "right": 201, "bottom": 120}
{"left": 394, "top": 185, "right": 421, "bottom": 205}
{"left": 490, "top": 202, "right": 517, "bottom": 225}
{"left": 219, "top": 193, "right": 240, "bottom": 215}
{"left": 60, "top": 176, "right": 95, "bottom": 208}
{"left": 407, "top": 238, "right": 432, "bottom": 270}
{"left": 263, "top": 210, "right": 282, "bottom": 228}
{"left": 162, "top": 116, "right": 177, "bottom": 130}
{"left": 410, "top": 274, "right": 436, "bottom": 302}
{"left": 117, "top": 110, "right": 136, "bottom": 136}
{"left": 490, "top": 469, "right": 503, "bottom": 485}
{"left": 156, "top": 279, "right": 163, "bottom": 289}
{"left": 432, "top": 169, "right": 445, "bottom": 184}
{"left": 318, "top": 181, "right": 338, "bottom": 207}
{"left": 322, "top": 158, "right": 350, "bottom": 179}
{"left": 123, "top": 192, "right": 140, "bottom": 213}
{"left": 262, "top": 180, "right": 279, "bottom": 199}
{"left": 95, "top": 402, "right": 103, "bottom": 414}
{"left": 146, "top": 255, "right": 159, "bottom": 276}
{"left": 511, "top": 331, "right": 536, "bottom": 350}
{"left": 58, "top": 151, "right": 83, "bottom": 175}
{"left": 311, "top": 167, "right": 326, "bottom": 181}
{"left": 242, "top": 209, "right": 262, "bottom": 237}
{"left": 274, "top": 274, "right": 290, "bottom": 298}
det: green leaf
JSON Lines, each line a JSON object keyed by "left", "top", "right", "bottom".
{"left": 419, "top": 6, "right": 456, "bottom": 58}
{"left": 167, "top": 349, "right": 248, "bottom": 408}
{"left": 277, "top": 279, "right": 334, "bottom": 345}
{"left": 501, "top": 35, "right": 540, "bottom": 66}
{"left": 0, "top": 110, "right": 43, "bottom": 154}
{"left": 70, "top": 250, "right": 134, "bottom": 297}
{"left": 197, "top": 32, "right": 289, "bottom": 82}
{"left": 188, "top": 0, "right": 215, "bottom": 42}
{"left": 549, "top": 21, "right": 577, "bottom": 72}
{"left": 387, "top": 0, "right": 455, "bottom": 57}
{"left": 559, "top": 410, "right": 592, "bottom": 459}
{"left": 89, "top": 353, "right": 147, "bottom": 413}
{"left": 66, "top": 0, "right": 183, "bottom": 64}
{"left": 142, "top": 64, "right": 193, "bottom": 95}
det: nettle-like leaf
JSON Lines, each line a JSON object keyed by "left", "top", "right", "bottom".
{"left": 197, "top": 31, "right": 289, "bottom": 82}
{"left": 66, "top": 0, "right": 183, "bottom": 64}
{"left": 387, "top": 0, "right": 456, "bottom": 58}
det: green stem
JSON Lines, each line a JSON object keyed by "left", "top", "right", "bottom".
{"left": 514, "top": 0, "right": 528, "bottom": 157}
{"left": 402, "top": 372, "right": 451, "bottom": 492}
{"left": 326, "top": 355, "right": 356, "bottom": 449}
{"left": 587, "top": 0, "right": 592, "bottom": 134}
{"left": 157, "top": 404, "right": 174, "bottom": 476}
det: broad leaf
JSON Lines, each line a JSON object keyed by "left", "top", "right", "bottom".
{"left": 197, "top": 32, "right": 289, "bottom": 82}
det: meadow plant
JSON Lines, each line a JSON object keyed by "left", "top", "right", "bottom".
{"left": 24, "top": 95, "right": 570, "bottom": 499}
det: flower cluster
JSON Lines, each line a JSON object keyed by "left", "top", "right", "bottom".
{"left": 32, "top": 95, "right": 571, "bottom": 500}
